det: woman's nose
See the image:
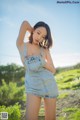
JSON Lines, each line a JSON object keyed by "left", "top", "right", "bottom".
{"left": 38, "top": 35, "right": 42, "bottom": 41}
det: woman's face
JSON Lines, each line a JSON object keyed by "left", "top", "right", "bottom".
{"left": 32, "top": 27, "right": 47, "bottom": 45}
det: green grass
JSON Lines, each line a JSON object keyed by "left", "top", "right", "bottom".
{"left": 39, "top": 107, "right": 45, "bottom": 116}
{"left": 58, "top": 93, "right": 69, "bottom": 99}
{"left": 55, "top": 69, "right": 80, "bottom": 90}
{"left": 63, "top": 107, "right": 78, "bottom": 112}
{"left": 58, "top": 107, "right": 80, "bottom": 120}
{"left": 69, "top": 110, "right": 80, "bottom": 120}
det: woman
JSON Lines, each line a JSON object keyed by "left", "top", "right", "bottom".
{"left": 16, "top": 20, "right": 58, "bottom": 120}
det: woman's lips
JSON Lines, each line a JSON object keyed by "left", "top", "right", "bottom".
{"left": 35, "top": 40, "right": 39, "bottom": 44}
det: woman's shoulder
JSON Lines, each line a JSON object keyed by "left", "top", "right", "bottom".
{"left": 23, "top": 41, "right": 30, "bottom": 47}
{"left": 43, "top": 48, "right": 49, "bottom": 53}
{"left": 26, "top": 41, "right": 30, "bottom": 46}
{"left": 17, "top": 41, "right": 29, "bottom": 52}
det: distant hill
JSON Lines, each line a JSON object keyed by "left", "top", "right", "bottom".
{"left": 56, "top": 63, "right": 80, "bottom": 74}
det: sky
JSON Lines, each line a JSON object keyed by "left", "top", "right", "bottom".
{"left": 0, "top": 0, "right": 80, "bottom": 67}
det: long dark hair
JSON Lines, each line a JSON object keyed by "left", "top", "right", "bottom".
{"left": 29, "top": 21, "right": 53, "bottom": 49}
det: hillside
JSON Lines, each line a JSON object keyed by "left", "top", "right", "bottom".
{"left": 56, "top": 69, "right": 80, "bottom": 120}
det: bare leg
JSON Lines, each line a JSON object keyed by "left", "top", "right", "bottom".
{"left": 44, "top": 98, "right": 56, "bottom": 120}
{"left": 25, "top": 94, "right": 41, "bottom": 120}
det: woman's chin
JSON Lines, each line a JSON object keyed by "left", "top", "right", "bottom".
{"left": 34, "top": 41, "right": 39, "bottom": 45}
{"left": 32, "top": 42, "right": 38, "bottom": 46}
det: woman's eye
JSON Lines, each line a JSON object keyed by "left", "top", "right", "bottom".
{"left": 43, "top": 37, "right": 45, "bottom": 39}
{"left": 37, "top": 32, "right": 40, "bottom": 35}
{"left": 42, "top": 37, "right": 45, "bottom": 40}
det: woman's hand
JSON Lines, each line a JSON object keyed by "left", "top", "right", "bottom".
{"left": 43, "top": 61, "right": 56, "bottom": 74}
{"left": 41, "top": 49, "right": 56, "bottom": 74}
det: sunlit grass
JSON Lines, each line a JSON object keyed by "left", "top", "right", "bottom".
{"left": 55, "top": 69, "right": 80, "bottom": 90}
{"left": 58, "top": 107, "right": 80, "bottom": 120}
{"left": 39, "top": 107, "right": 45, "bottom": 116}
{"left": 58, "top": 93, "right": 69, "bottom": 99}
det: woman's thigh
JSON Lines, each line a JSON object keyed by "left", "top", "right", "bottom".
{"left": 26, "top": 94, "right": 41, "bottom": 120}
{"left": 44, "top": 98, "right": 56, "bottom": 120}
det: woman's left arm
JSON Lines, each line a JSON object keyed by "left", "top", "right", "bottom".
{"left": 43, "top": 49, "right": 56, "bottom": 74}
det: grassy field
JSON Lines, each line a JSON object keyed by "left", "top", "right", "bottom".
{"left": 56, "top": 69, "right": 80, "bottom": 90}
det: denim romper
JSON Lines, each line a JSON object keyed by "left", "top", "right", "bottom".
{"left": 22, "top": 43, "right": 58, "bottom": 98}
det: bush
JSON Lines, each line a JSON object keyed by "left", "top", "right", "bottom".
{"left": 0, "top": 103, "right": 21, "bottom": 120}
{"left": 0, "top": 79, "right": 25, "bottom": 106}
{"left": 0, "top": 64, "right": 25, "bottom": 84}
{"left": 56, "top": 69, "right": 80, "bottom": 90}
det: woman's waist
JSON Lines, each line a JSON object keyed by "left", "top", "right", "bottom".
{"left": 25, "top": 68, "right": 54, "bottom": 79}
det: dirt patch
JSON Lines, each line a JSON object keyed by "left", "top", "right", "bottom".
{"left": 56, "top": 90, "right": 80, "bottom": 118}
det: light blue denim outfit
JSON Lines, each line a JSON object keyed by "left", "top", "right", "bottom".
{"left": 22, "top": 43, "right": 58, "bottom": 98}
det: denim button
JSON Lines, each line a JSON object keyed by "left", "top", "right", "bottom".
{"left": 31, "top": 57, "right": 34, "bottom": 60}
{"left": 39, "top": 58, "right": 41, "bottom": 61}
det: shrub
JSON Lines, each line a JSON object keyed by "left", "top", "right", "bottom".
{"left": 0, "top": 64, "right": 25, "bottom": 84}
{"left": 0, "top": 103, "right": 21, "bottom": 120}
{"left": 0, "top": 79, "right": 25, "bottom": 106}
{"left": 56, "top": 69, "right": 80, "bottom": 90}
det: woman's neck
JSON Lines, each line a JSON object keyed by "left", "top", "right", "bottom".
{"left": 32, "top": 42, "right": 40, "bottom": 49}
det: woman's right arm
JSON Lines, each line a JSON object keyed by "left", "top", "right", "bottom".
{"left": 16, "top": 21, "right": 32, "bottom": 48}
